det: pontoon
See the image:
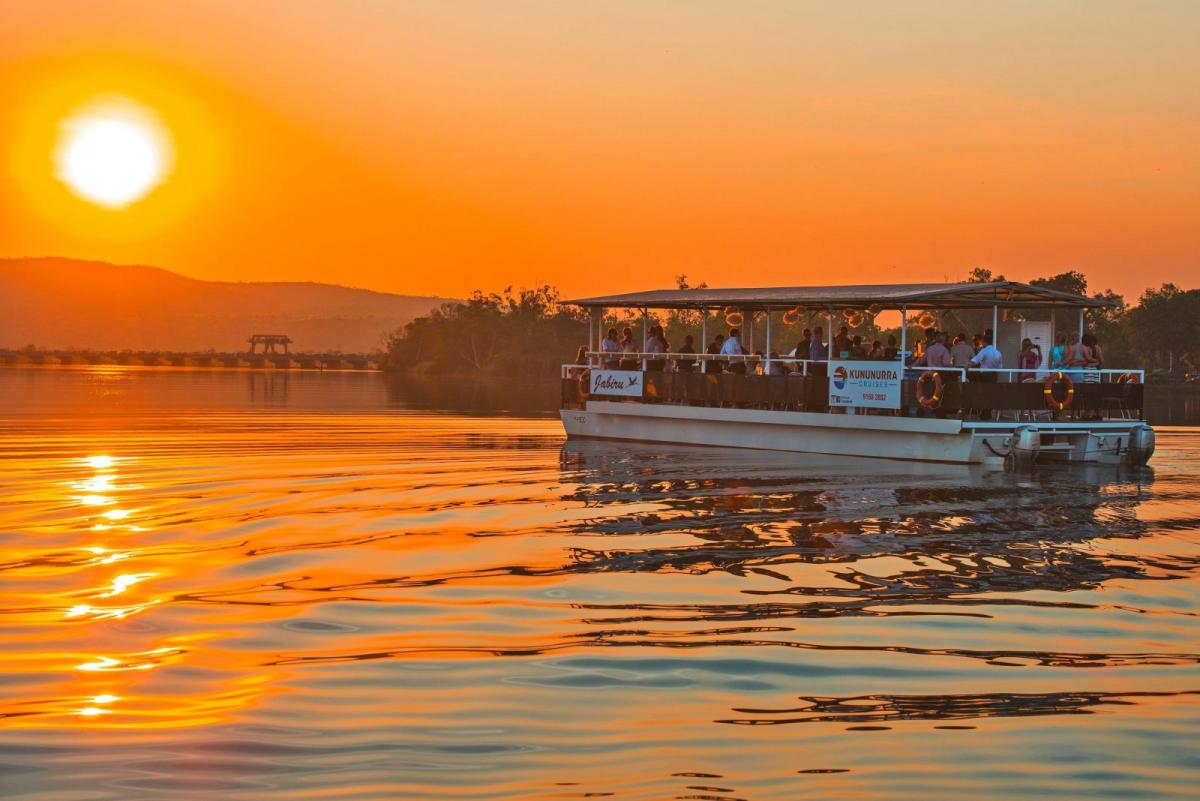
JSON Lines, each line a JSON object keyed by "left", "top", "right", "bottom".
{"left": 559, "top": 282, "right": 1155, "bottom": 468}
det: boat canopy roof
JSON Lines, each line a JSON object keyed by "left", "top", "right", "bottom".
{"left": 564, "top": 281, "right": 1114, "bottom": 311}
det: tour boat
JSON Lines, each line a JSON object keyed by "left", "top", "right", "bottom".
{"left": 559, "top": 282, "right": 1155, "bottom": 468}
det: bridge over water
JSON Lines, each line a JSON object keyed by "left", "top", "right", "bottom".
{"left": 0, "top": 350, "right": 382, "bottom": 371}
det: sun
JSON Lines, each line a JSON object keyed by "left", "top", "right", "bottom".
{"left": 54, "top": 97, "right": 174, "bottom": 209}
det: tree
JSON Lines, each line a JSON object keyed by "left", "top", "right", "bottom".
{"left": 381, "top": 285, "right": 586, "bottom": 374}
{"left": 965, "top": 267, "right": 1006, "bottom": 283}
{"left": 1129, "top": 284, "right": 1200, "bottom": 375}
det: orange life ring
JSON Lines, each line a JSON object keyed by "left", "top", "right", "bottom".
{"left": 916, "top": 371, "right": 944, "bottom": 408}
{"left": 1043, "top": 371, "right": 1074, "bottom": 411}
{"left": 1116, "top": 372, "right": 1140, "bottom": 385}
{"left": 578, "top": 369, "right": 591, "bottom": 399}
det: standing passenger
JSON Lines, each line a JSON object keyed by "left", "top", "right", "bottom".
{"left": 645, "top": 325, "right": 666, "bottom": 372}
{"left": 600, "top": 328, "right": 621, "bottom": 369}
{"left": 950, "top": 334, "right": 974, "bottom": 368}
{"left": 809, "top": 327, "right": 828, "bottom": 376}
{"left": 794, "top": 328, "right": 813, "bottom": 365}
{"left": 1049, "top": 333, "right": 1067, "bottom": 370}
{"left": 1017, "top": 338, "right": 1042, "bottom": 382}
{"left": 722, "top": 327, "right": 747, "bottom": 374}
{"left": 705, "top": 335, "right": 726, "bottom": 373}
{"left": 969, "top": 334, "right": 1003, "bottom": 381}
{"left": 618, "top": 327, "right": 638, "bottom": 370}
{"left": 676, "top": 335, "right": 697, "bottom": 372}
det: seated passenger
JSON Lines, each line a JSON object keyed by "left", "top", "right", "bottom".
{"left": 767, "top": 351, "right": 787, "bottom": 375}
{"left": 867, "top": 340, "right": 884, "bottom": 360}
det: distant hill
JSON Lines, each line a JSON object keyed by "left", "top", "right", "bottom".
{"left": 0, "top": 257, "right": 451, "bottom": 353}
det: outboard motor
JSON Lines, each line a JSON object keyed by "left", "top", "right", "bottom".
{"left": 1126, "top": 424, "right": 1155, "bottom": 466}
{"left": 1006, "top": 426, "right": 1040, "bottom": 470}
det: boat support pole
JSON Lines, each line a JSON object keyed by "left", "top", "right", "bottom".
{"left": 827, "top": 306, "right": 834, "bottom": 360}
{"left": 701, "top": 308, "right": 707, "bottom": 374}
{"left": 642, "top": 306, "right": 648, "bottom": 370}
{"left": 1078, "top": 308, "right": 1085, "bottom": 340}
{"left": 900, "top": 304, "right": 907, "bottom": 362}
{"left": 765, "top": 309, "right": 772, "bottom": 373}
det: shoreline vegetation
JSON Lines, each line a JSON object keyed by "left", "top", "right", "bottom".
{"left": 382, "top": 271, "right": 1200, "bottom": 381}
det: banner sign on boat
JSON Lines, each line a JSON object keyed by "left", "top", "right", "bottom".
{"left": 588, "top": 369, "right": 643, "bottom": 398}
{"left": 828, "top": 360, "right": 902, "bottom": 409}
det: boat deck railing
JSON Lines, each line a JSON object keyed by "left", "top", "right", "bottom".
{"left": 561, "top": 354, "right": 1145, "bottom": 422}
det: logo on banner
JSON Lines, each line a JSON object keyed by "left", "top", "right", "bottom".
{"left": 827, "top": 360, "right": 902, "bottom": 409}
{"left": 588, "top": 369, "right": 643, "bottom": 397}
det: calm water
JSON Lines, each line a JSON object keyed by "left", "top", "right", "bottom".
{"left": 1, "top": 368, "right": 1198, "bottom": 800}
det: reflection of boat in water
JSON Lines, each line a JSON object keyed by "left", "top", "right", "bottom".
{"left": 560, "top": 282, "right": 1156, "bottom": 467}
{"left": 559, "top": 437, "right": 1161, "bottom": 605}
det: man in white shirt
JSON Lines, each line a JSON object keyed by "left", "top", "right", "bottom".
{"left": 969, "top": 333, "right": 1003, "bottom": 419}
{"left": 969, "top": 334, "right": 1003, "bottom": 380}
{"left": 721, "top": 327, "right": 746, "bottom": 374}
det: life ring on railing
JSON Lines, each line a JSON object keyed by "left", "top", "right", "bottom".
{"left": 1116, "top": 372, "right": 1140, "bottom": 385}
{"left": 1043, "top": 371, "right": 1074, "bottom": 411}
{"left": 916, "top": 371, "right": 944, "bottom": 408}
{"left": 577, "top": 369, "right": 591, "bottom": 400}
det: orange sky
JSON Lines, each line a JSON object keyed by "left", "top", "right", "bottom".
{"left": 1, "top": 1, "right": 1197, "bottom": 301}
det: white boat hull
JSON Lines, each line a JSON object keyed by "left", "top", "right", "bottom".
{"left": 561, "top": 401, "right": 1152, "bottom": 467}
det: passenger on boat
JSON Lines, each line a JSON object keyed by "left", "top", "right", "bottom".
{"left": 915, "top": 331, "right": 952, "bottom": 368}
{"left": 767, "top": 351, "right": 787, "bottom": 375}
{"left": 950, "top": 333, "right": 974, "bottom": 368}
{"left": 574, "top": 346, "right": 589, "bottom": 370}
{"left": 753, "top": 351, "right": 767, "bottom": 375}
{"left": 705, "top": 335, "right": 725, "bottom": 373}
{"left": 722, "top": 327, "right": 747, "bottom": 373}
{"left": 676, "top": 335, "right": 697, "bottom": 372}
{"left": 850, "top": 335, "right": 867, "bottom": 359}
{"left": 618, "top": 327, "right": 639, "bottom": 370}
{"left": 793, "top": 328, "right": 812, "bottom": 362}
{"left": 809, "top": 327, "right": 827, "bottom": 362}
{"left": 1083, "top": 333, "right": 1104, "bottom": 370}
{"left": 968, "top": 333, "right": 1003, "bottom": 381}
{"left": 809, "top": 327, "right": 828, "bottom": 376}
{"left": 884, "top": 334, "right": 899, "bottom": 361}
{"left": 1063, "top": 333, "right": 1087, "bottom": 382}
{"left": 1049, "top": 333, "right": 1067, "bottom": 370}
{"left": 833, "top": 326, "right": 852, "bottom": 359}
{"left": 644, "top": 325, "right": 667, "bottom": 371}
{"left": 1017, "top": 338, "right": 1042, "bottom": 382}
{"left": 867, "top": 340, "right": 884, "bottom": 360}
{"left": 600, "top": 328, "right": 621, "bottom": 369}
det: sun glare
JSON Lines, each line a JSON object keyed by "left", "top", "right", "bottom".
{"left": 54, "top": 98, "right": 173, "bottom": 208}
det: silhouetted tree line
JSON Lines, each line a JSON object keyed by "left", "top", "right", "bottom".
{"left": 383, "top": 271, "right": 1199, "bottom": 379}
{"left": 964, "top": 268, "right": 1200, "bottom": 378}
{"left": 381, "top": 285, "right": 587, "bottom": 375}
